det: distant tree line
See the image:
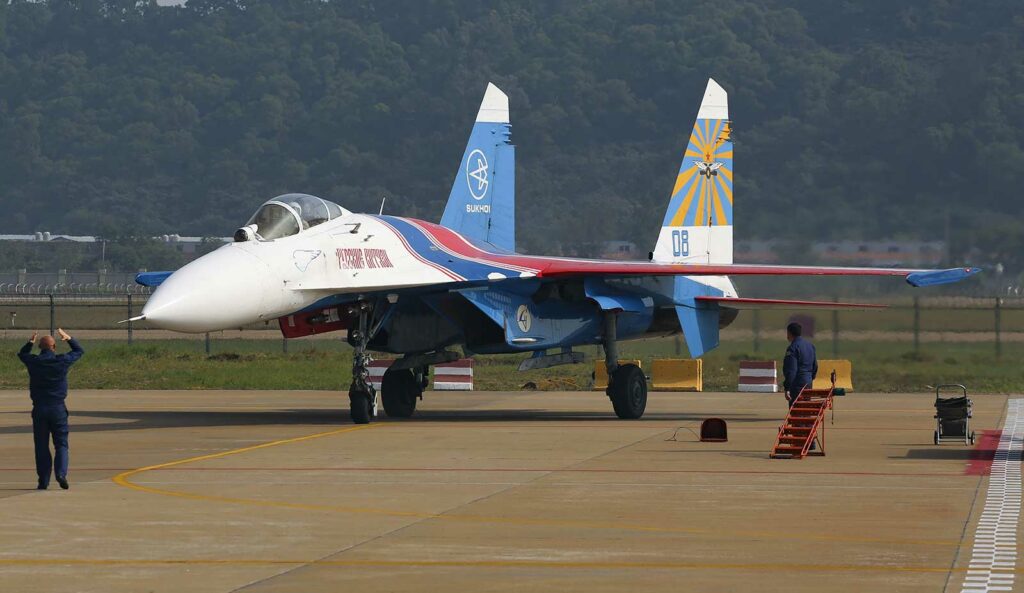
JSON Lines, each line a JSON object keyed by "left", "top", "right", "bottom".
{"left": 1, "top": 0, "right": 1022, "bottom": 272}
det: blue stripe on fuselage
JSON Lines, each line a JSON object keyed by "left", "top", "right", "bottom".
{"left": 375, "top": 215, "right": 522, "bottom": 281}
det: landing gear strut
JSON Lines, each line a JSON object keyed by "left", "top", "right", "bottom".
{"left": 348, "top": 302, "right": 377, "bottom": 424}
{"left": 603, "top": 311, "right": 647, "bottom": 419}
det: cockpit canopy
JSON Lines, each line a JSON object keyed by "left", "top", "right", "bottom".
{"left": 241, "top": 194, "right": 349, "bottom": 241}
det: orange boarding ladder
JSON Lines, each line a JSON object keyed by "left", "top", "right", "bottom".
{"left": 770, "top": 381, "right": 835, "bottom": 459}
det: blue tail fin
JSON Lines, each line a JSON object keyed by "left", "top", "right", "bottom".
{"left": 440, "top": 83, "right": 515, "bottom": 251}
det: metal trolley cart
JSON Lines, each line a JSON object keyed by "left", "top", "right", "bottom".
{"left": 933, "top": 384, "right": 975, "bottom": 445}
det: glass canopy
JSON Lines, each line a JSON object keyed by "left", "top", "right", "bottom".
{"left": 245, "top": 194, "right": 348, "bottom": 240}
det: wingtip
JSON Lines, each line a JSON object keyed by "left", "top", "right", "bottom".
{"left": 906, "top": 267, "right": 982, "bottom": 288}
{"left": 697, "top": 77, "right": 728, "bottom": 120}
{"left": 476, "top": 82, "right": 509, "bottom": 123}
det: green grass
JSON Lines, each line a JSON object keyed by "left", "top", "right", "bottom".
{"left": 1, "top": 337, "right": 1020, "bottom": 393}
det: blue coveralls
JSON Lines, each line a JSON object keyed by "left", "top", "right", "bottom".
{"left": 783, "top": 336, "right": 818, "bottom": 404}
{"left": 18, "top": 338, "right": 84, "bottom": 487}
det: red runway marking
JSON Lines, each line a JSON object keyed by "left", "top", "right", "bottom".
{"left": 964, "top": 429, "right": 1001, "bottom": 476}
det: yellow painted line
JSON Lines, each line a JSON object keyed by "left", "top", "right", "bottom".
{"left": 0, "top": 557, "right": 1015, "bottom": 574}
{"left": 112, "top": 424, "right": 378, "bottom": 494}
{"left": 111, "top": 425, "right": 969, "bottom": 549}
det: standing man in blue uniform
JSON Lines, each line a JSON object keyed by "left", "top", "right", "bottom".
{"left": 17, "top": 328, "right": 84, "bottom": 490}
{"left": 782, "top": 322, "right": 817, "bottom": 406}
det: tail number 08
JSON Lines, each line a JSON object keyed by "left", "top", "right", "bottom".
{"left": 671, "top": 230, "right": 689, "bottom": 257}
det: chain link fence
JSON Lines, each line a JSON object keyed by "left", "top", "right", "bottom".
{"left": 0, "top": 293, "right": 1020, "bottom": 360}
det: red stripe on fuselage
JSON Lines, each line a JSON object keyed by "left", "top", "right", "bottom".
{"left": 403, "top": 219, "right": 541, "bottom": 274}
{"left": 376, "top": 218, "right": 464, "bottom": 281}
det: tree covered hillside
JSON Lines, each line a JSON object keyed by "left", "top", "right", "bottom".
{"left": 1, "top": 0, "right": 1022, "bottom": 263}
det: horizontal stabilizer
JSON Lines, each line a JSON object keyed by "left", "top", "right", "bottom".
{"left": 695, "top": 297, "right": 886, "bottom": 310}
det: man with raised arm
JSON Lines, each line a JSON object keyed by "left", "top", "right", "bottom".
{"left": 17, "top": 328, "right": 84, "bottom": 490}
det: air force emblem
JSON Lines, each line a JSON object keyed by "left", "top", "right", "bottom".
{"left": 516, "top": 304, "right": 532, "bottom": 333}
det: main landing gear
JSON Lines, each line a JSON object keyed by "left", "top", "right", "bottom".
{"left": 380, "top": 367, "right": 426, "bottom": 418}
{"left": 603, "top": 311, "right": 647, "bottom": 419}
{"left": 346, "top": 299, "right": 436, "bottom": 423}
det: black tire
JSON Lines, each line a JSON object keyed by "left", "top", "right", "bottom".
{"left": 349, "top": 389, "right": 372, "bottom": 424}
{"left": 933, "top": 430, "right": 939, "bottom": 445}
{"left": 382, "top": 368, "right": 420, "bottom": 418}
{"left": 607, "top": 363, "right": 647, "bottom": 419}
{"left": 970, "top": 431, "right": 976, "bottom": 445}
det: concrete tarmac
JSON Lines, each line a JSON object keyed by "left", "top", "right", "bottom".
{"left": 0, "top": 389, "right": 1016, "bottom": 592}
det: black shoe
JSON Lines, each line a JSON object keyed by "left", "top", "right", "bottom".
{"left": 37, "top": 482, "right": 47, "bottom": 490}
{"left": 56, "top": 475, "right": 69, "bottom": 490}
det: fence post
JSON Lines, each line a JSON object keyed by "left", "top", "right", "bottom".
{"left": 127, "top": 294, "right": 134, "bottom": 344}
{"left": 205, "top": 332, "right": 211, "bottom": 355}
{"left": 913, "top": 296, "right": 920, "bottom": 354}
{"left": 752, "top": 308, "right": 761, "bottom": 353}
{"left": 48, "top": 294, "right": 55, "bottom": 337}
{"left": 831, "top": 301, "right": 839, "bottom": 358}
{"left": 995, "top": 297, "right": 1002, "bottom": 360}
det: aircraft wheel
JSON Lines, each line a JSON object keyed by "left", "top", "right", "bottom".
{"left": 349, "top": 389, "right": 373, "bottom": 424}
{"left": 608, "top": 363, "right": 647, "bottom": 419}
{"left": 382, "top": 368, "right": 419, "bottom": 418}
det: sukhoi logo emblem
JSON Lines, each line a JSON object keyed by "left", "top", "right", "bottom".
{"left": 466, "top": 149, "right": 489, "bottom": 200}
{"left": 516, "top": 304, "right": 532, "bottom": 333}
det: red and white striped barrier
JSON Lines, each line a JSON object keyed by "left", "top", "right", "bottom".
{"left": 738, "top": 360, "right": 778, "bottom": 393}
{"left": 367, "top": 359, "right": 395, "bottom": 391}
{"left": 433, "top": 359, "right": 474, "bottom": 391}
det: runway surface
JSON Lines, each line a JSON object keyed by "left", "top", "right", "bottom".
{"left": 0, "top": 389, "right": 1017, "bottom": 592}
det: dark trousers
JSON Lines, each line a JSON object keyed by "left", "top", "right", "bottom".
{"left": 32, "top": 405, "right": 69, "bottom": 486}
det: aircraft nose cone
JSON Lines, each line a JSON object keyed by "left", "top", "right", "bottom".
{"left": 142, "top": 246, "right": 270, "bottom": 332}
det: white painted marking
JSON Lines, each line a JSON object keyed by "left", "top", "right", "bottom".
{"left": 960, "top": 398, "right": 1023, "bottom": 593}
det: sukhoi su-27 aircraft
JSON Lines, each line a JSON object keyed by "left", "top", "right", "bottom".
{"left": 135, "top": 79, "right": 979, "bottom": 423}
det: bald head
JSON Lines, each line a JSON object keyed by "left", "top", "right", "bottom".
{"left": 38, "top": 335, "right": 56, "bottom": 351}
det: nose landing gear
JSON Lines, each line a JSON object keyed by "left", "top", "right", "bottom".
{"left": 347, "top": 301, "right": 392, "bottom": 424}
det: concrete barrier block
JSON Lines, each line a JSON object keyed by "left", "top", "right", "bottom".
{"left": 593, "top": 359, "right": 643, "bottom": 390}
{"left": 651, "top": 358, "right": 703, "bottom": 392}
{"left": 813, "top": 359, "right": 854, "bottom": 392}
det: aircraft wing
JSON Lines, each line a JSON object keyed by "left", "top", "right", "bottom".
{"left": 371, "top": 217, "right": 981, "bottom": 289}
{"left": 529, "top": 261, "right": 981, "bottom": 287}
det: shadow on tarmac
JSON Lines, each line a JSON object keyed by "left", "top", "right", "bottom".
{"left": 893, "top": 447, "right": 988, "bottom": 461}
{"left": 0, "top": 408, "right": 762, "bottom": 434}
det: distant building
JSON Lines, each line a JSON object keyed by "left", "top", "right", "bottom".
{"left": 733, "top": 240, "right": 945, "bottom": 266}
{"left": 0, "top": 233, "right": 231, "bottom": 255}
{"left": 598, "top": 240, "right": 640, "bottom": 260}
{"left": 811, "top": 240, "right": 945, "bottom": 266}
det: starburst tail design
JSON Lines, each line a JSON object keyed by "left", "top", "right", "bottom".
{"left": 652, "top": 78, "right": 734, "bottom": 264}
{"left": 664, "top": 116, "right": 732, "bottom": 227}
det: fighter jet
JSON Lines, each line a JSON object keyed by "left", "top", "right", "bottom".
{"left": 135, "top": 79, "right": 979, "bottom": 423}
